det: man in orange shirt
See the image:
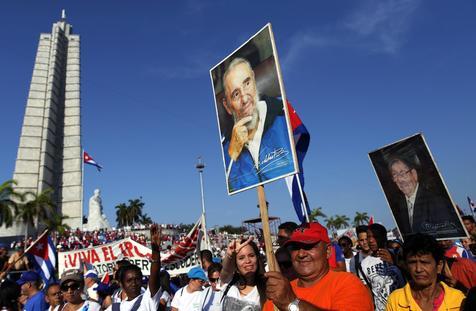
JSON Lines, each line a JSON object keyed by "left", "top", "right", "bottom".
{"left": 263, "top": 222, "right": 373, "bottom": 311}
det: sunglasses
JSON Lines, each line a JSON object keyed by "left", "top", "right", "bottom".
{"left": 287, "top": 242, "right": 319, "bottom": 252}
{"left": 193, "top": 279, "right": 205, "bottom": 284}
{"left": 61, "top": 283, "right": 81, "bottom": 292}
{"left": 209, "top": 278, "right": 219, "bottom": 283}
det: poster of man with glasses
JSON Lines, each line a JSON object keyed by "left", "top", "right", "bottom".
{"left": 369, "top": 133, "right": 467, "bottom": 240}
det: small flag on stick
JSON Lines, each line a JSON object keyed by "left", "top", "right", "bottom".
{"left": 83, "top": 151, "right": 103, "bottom": 171}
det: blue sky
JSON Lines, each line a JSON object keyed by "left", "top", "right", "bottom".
{"left": 1, "top": 1, "right": 475, "bottom": 230}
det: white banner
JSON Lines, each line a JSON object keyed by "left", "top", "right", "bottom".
{"left": 58, "top": 238, "right": 152, "bottom": 276}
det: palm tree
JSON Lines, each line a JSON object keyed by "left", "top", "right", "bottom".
{"left": 309, "top": 207, "right": 326, "bottom": 222}
{"left": 334, "top": 215, "right": 350, "bottom": 230}
{"left": 16, "top": 189, "right": 56, "bottom": 241}
{"left": 354, "top": 212, "right": 369, "bottom": 227}
{"left": 0, "top": 180, "right": 23, "bottom": 228}
{"left": 139, "top": 213, "right": 152, "bottom": 225}
{"left": 115, "top": 203, "right": 129, "bottom": 227}
{"left": 325, "top": 216, "right": 337, "bottom": 233}
{"left": 44, "top": 213, "right": 70, "bottom": 244}
{"left": 128, "top": 198, "right": 145, "bottom": 225}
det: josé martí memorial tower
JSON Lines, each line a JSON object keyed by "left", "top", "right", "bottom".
{"left": 1, "top": 11, "right": 83, "bottom": 238}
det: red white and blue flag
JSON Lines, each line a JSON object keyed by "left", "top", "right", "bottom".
{"left": 83, "top": 151, "right": 103, "bottom": 171}
{"left": 285, "top": 101, "right": 311, "bottom": 223}
{"left": 26, "top": 233, "right": 57, "bottom": 284}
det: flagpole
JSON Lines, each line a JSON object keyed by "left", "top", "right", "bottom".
{"left": 0, "top": 229, "right": 49, "bottom": 274}
{"left": 81, "top": 149, "right": 84, "bottom": 231}
{"left": 196, "top": 157, "right": 209, "bottom": 250}
{"left": 295, "top": 175, "right": 310, "bottom": 223}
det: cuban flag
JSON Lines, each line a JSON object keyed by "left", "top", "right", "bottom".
{"left": 468, "top": 197, "right": 476, "bottom": 213}
{"left": 285, "top": 101, "right": 311, "bottom": 223}
{"left": 26, "top": 233, "right": 57, "bottom": 285}
{"left": 83, "top": 151, "right": 103, "bottom": 171}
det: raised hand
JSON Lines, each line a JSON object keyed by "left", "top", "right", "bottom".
{"left": 227, "top": 236, "right": 253, "bottom": 257}
{"left": 150, "top": 223, "right": 161, "bottom": 250}
{"left": 228, "top": 116, "right": 253, "bottom": 161}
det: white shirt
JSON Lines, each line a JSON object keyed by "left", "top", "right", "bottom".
{"left": 170, "top": 285, "right": 203, "bottom": 311}
{"left": 244, "top": 100, "right": 266, "bottom": 168}
{"left": 61, "top": 301, "right": 101, "bottom": 311}
{"left": 200, "top": 287, "right": 223, "bottom": 311}
{"left": 106, "top": 287, "right": 162, "bottom": 311}
{"left": 226, "top": 285, "right": 260, "bottom": 306}
{"left": 159, "top": 290, "right": 172, "bottom": 309}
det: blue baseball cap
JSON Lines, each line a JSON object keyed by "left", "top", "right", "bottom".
{"left": 187, "top": 267, "right": 207, "bottom": 282}
{"left": 16, "top": 271, "right": 41, "bottom": 286}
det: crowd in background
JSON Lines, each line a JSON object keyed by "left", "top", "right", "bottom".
{"left": 0, "top": 215, "right": 475, "bottom": 310}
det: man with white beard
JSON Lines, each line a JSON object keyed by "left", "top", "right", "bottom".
{"left": 221, "top": 57, "right": 293, "bottom": 192}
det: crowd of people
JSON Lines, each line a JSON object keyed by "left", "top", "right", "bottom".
{"left": 0, "top": 216, "right": 475, "bottom": 310}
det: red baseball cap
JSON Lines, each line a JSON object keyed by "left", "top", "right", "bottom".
{"left": 285, "top": 222, "right": 330, "bottom": 245}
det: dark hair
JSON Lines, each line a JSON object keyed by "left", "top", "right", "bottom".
{"left": 45, "top": 282, "right": 60, "bottom": 294}
{"left": 229, "top": 240, "right": 266, "bottom": 307}
{"left": 387, "top": 156, "right": 417, "bottom": 173}
{"left": 278, "top": 222, "right": 298, "bottom": 236}
{"left": 207, "top": 262, "right": 222, "bottom": 277}
{"left": 368, "top": 224, "right": 388, "bottom": 248}
{"left": 403, "top": 233, "right": 444, "bottom": 263}
{"left": 200, "top": 250, "right": 213, "bottom": 263}
{"left": 159, "top": 270, "right": 172, "bottom": 295}
{"left": 338, "top": 236, "right": 352, "bottom": 246}
{"left": 462, "top": 215, "right": 475, "bottom": 224}
{"left": 119, "top": 264, "right": 143, "bottom": 284}
{"left": 356, "top": 225, "right": 368, "bottom": 235}
{"left": 0, "top": 279, "right": 20, "bottom": 310}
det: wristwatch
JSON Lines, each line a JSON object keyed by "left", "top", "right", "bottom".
{"left": 288, "top": 298, "right": 300, "bottom": 311}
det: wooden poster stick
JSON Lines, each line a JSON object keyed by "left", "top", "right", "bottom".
{"left": 257, "top": 185, "right": 277, "bottom": 272}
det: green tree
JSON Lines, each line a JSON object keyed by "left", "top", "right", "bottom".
{"left": 16, "top": 189, "right": 56, "bottom": 240}
{"left": 127, "top": 198, "right": 145, "bottom": 225}
{"left": 115, "top": 203, "right": 129, "bottom": 227}
{"left": 44, "top": 213, "right": 70, "bottom": 244}
{"left": 139, "top": 213, "right": 153, "bottom": 225}
{"left": 354, "top": 212, "right": 369, "bottom": 227}
{"left": 0, "top": 180, "right": 22, "bottom": 228}
{"left": 219, "top": 225, "right": 244, "bottom": 235}
{"left": 334, "top": 215, "right": 350, "bottom": 230}
{"left": 309, "top": 207, "right": 326, "bottom": 222}
{"left": 325, "top": 216, "right": 337, "bottom": 233}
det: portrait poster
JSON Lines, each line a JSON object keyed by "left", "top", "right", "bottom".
{"left": 369, "top": 133, "right": 467, "bottom": 240}
{"left": 210, "top": 23, "right": 298, "bottom": 195}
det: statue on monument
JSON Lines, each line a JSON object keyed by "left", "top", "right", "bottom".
{"left": 87, "top": 189, "right": 111, "bottom": 231}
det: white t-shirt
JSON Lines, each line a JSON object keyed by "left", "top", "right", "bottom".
{"left": 61, "top": 300, "right": 101, "bottom": 311}
{"left": 222, "top": 285, "right": 260, "bottom": 310}
{"left": 105, "top": 287, "right": 162, "bottom": 311}
{"left": 170, "top": 285, "right": 203, "bottom": 311}
{"left": 159, "top": 290, "right": 172, "bottom": 309}
{"left": 200, "top": 287, "right": 223, "bottom": 311}
{"left": 359, "top": 255, "right": 405, "bottom": 311}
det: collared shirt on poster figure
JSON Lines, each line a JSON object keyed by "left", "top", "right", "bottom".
{"left": 223, "top": 97, "right": 294, "bottom": 193}
{"left": 359, "top": 255, "right": 406, "bottom": 311}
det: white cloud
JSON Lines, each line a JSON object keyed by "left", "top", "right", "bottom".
{"left": 282, "top": 0, "right": 421, "bottom": 68}
{"left": 344, "top": 0, "right": 421, "bottom": 54}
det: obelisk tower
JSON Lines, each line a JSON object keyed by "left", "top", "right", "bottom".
{"left": 3, "top": 11, "right": 82, "bottom": 237}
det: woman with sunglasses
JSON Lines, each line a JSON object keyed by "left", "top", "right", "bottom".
{"left": 220, "top": 237, "right": 266, "bottom": 310}
{"left": 59, "top": 269, "right": 101, "bottom": 311}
